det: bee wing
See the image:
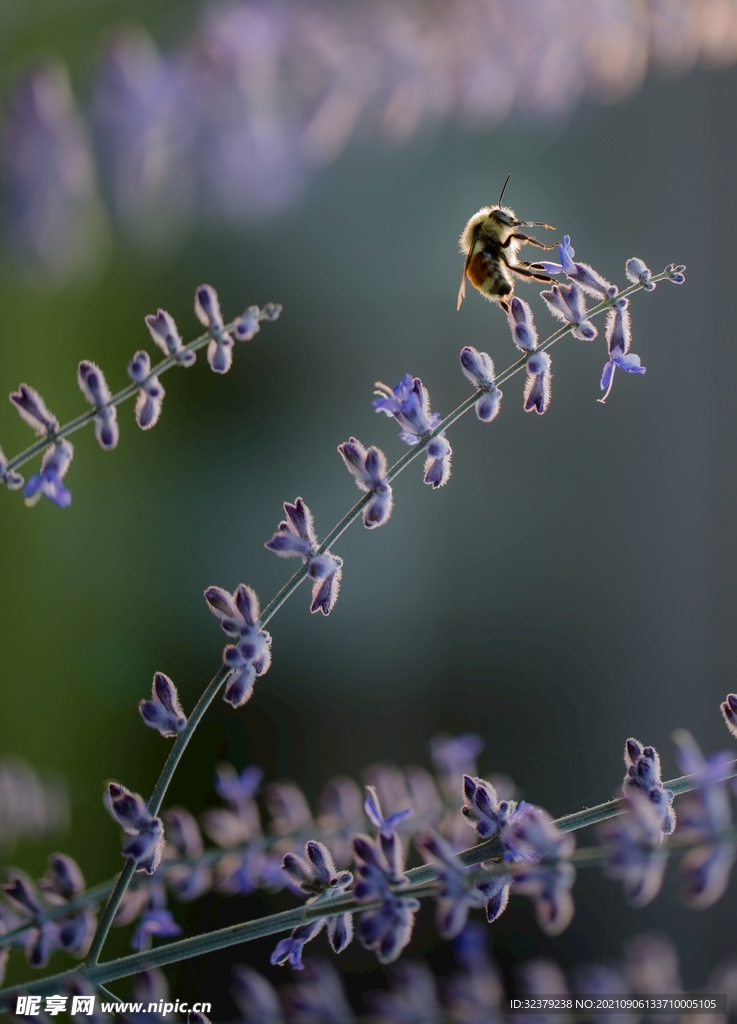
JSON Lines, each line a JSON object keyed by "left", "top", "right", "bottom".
{"left": 457, "top": 222, "right": 482, "bottom": 311}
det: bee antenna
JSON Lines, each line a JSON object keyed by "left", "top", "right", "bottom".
{"left": 498, "top": 173, "right": 511, "bottom": 206}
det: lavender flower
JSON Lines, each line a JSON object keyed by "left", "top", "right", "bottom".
{"left": 373, "top": 374, "right": 441, "bottom": 443}
{"left": 461, "top": 774, "right": 524, "bottom": 843}
{"left": 163, "top": 808, "right": 212, "bottom": 902}
{"left": 352, "top": 831, "right": 420, "bottom": 965}
{"left": 417, "top": 832, "right": 486, "bottom": 939}
{"left": 106, "top": 782, "right": 165, "bottom": 874}
{"left": 139, "top": 672, "right": 187, "bottom": 737}
{"left": 523, "top": 351, "right": 552, "bottom": 416}
{"left": 720, "top": 693, "right": 737, "bottom": 738}
{"left": 536, "top": 235, "right": 617, "bottom": 299}
{"left": 271, "top": 841, "right": 354, "bottom": 968}
{"left": 599, "top": 793, "right": 668, "bottom": 906}
{"left": 626, "top": 258, "right": 656, "bottom": 291}
{"left": 431, "top": 734, "right": 484, "bottom": 800}
{"left": 10, "top": 384, "right": 59, "bottom": 435}
{"left": 667, "top": 263, "right": 686, "bottom": 284}
{"left": 23, "top": 440, "right": 73, "bottom": 508}
{"left": 370, "top": 961, "right": 443, "bottom": 1023}
{"left": 203, "top": 583, "right": 272, "bottom": 706}
{"left": 130, "top": 880, "right": 182, "bottom": 951}
{"left": 145, "top": 309, "right": 195, "bottom": 367}
{"left": 267, "top": 780, "right": 314, "bottom": 835}
{"left": 541, "top": 281, "right": 598, "bottom": 341}
{"left": 671, "top": 728, "right": 736, "bottom": 909}
{"left": 459, "top": 346, "right": 503, "bottom": 422}
{"left": 77, "top": 360, "right": 119, "bottom": 450}
{"left": 0, "top": 445, "right": 23, "bottom": 490}
{"left": 265, "top": 498, "right": 343, "bottom": 615}
{"left": 599, "top": 303, "right": 645, "bottom": 403}
{"left": 424, "top": 435, "right": 452, "bottom": 489}
{"left": 622, "top": 738, "right": 676, "bottom": 834}
{"left": 506, "top": 808, "right": 576, "bottom": 936}
{"left": 507, "top": 297, "right": 539, "bottom": 352}
{"left": 202, "top": 764, "right": 262, "bottom": 849}
{"left": 195, "top": 284, "right": 234, "bottom": 374}
{"left": 128, "top": 350, "right": 165, "bottom": 429}
{"left": 337, "top": 437, "right": 394, "bottom": 529}
{"left": 233, "top": 302, "right": 283, "bottom": 341}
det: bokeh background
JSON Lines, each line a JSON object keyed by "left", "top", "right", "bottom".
{"left": 1, "top": 0, "right": 737, "bottom": 1015}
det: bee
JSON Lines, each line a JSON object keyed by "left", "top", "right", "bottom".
{"left": 457, "top": 175, "right": 558, "bottom": 313}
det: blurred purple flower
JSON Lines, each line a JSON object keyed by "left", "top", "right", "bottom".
{"left": 145, "top": 309, "right": 195, "bottom": 366}
{"left": 505, "top": 807, "right": 576, "bottom": 936}
{"left": 203, "top": 583, "right": 272, "bottom": 706}
{"left": 417, "top": 831, "right": 486, "bottom": 939}
{"left": 598, "top": 793, "right": 668, "bottom": 907}
{"left": 195, "top": 283, "right": 235, "bottom": 374}
{"left": 671, "top": 728, "right": 736, "bottom": 909}
{"left": 163, "top": 807, "right": 212, "bottom": 902}
{"left": 10, "top": 383, "right": 58, "bottom": 436}
{"left": 77, "top": 361, "right": 119, "bottom": 450}
{"left": 720, "top": 692, "right": 737, "bottom": 738}
{"left": 128, "top": 350, "right": 165, "bottom": 429}
{"left": 0, "top": 446, "right": 23, "bottom": 491}
{"left": 231, "top": 964, "right": 284, "bottom": 1024}
{"left": 130, "top": 880, "right": 182, "bottom": 951}
{"left": 352, "top": 830, "right": 420, "bottom": 965}
{"left": 23, "top": 440, "right": 74, "bottom": 509}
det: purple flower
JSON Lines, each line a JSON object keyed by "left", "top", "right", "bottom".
{"left": 424, "top": 434, "right": 452, "bottom": 489}
{"left": 541, "top": 281, "right": 598, "bottom": 341}
{"left": 417, "top": 832, "right": 487, "bottom": 938}
{"left": 36, "top": 853, "right": 98, "bottom": 957}
{"left": 139, "top": 672, "right": 187, "bottom": 737}
{"left": 145, "top": 309, "right": 196, "bottom": 367}
{"left": 130, "top": 880, "right": 182, "bottom": 951}
{"left": 23, "top": 440, "right": 73, "bottom": 508}
{"left": 352, "top": 831, "right": 420, "bottom": 964}
{"left": 720, "top": 693, "right": 737, "bottom": 738}
{"left": 505, "top": 808, "right": 576, "bottom": 936}
{"left": 460, "top": 346, "right": 503, "bottom": 422}
{"left": 106, "top": 782, "right": 165, "bottom": 874}
{"left": 599, "top": 303, "right": 645, "bottom": 403}
{"left": 128, "top": 350, "right": 165, "bottom": 429}
{"left": 671, "top": 728, "right": 736, "bottom": 909}
{"left": 523, "top": 351, "right": 552, "bottom": 415}
{"left": 77, "top": 360, "right": 119, "bottom": 450}
{"left": 284, "top": 960, "right": 354, "bottom": 1024}
{"left": 266, "top": 780, "right": 314, "bottom": 835}
{"left": 195, "top": 284, "right": 234, "bottom": 374}
{"left": 537, "top": 236, "right": 617, "bottom": 300}
{"left": 667, "top": 263, "right": 686, "bottom": 284}
{"left": 507, "top": 297, "right": 539, "bottom": 352}
{"left": 203, "top": 584, "right": 272, "bottom": 706}
{"left": 373, "top": 374, "right": 441, "bottom": 444}
{"left": 625, "top": 257, "right": 656, "bottom": 291}
{"left": 622, "top": 738, "right": 676, "bottom": 834}
{"left": 233, "top": 302, "right": 282, "bottom": 341}
{"left": 370, "top": 961, "right": 443, "bottom": 1022}
{"left": 265, "top": 498, "right": 344, "bottom": 615}
{"left": 338, "top": 437, "right": 394, "bottom": 529}
{"left": 271, "top": 841, "right": 354, "bottom": 968}
{"left": 462, "top": 774, "right": 522, "bottom": 842}
{"left": 10, "top": 383, "right": 59, "bottom": 435}
{"left": 163, "top": 807, "right": 212, "bottom": 901}
{"left": 431, "top": 733, "right": 484, "bottom": 805}
{"left": 599, "top": 793, "right": 668, "bottom": 907}
{"left": 3, "top": 874, "right": 63, "bottom": 968}
{"left": 215, "top": 763, "right": 263, "bottom": 809}
{"left": 0, "top": 445, "right": 23, "bottom": 490}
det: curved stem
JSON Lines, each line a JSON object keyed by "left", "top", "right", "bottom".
{"left": 85, "top": 666, "right": 231, "bottom": 965}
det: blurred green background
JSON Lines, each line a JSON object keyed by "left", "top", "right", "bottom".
{"left": 1, "top": 0, "right": 736, "bottom": 1014}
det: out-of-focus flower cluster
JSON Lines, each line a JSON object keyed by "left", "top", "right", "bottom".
{"left": 3, "top": 1, "right": 737, "bottom": 275}
{"left": 228, "top": 924, "right": 737, "bottom": 1024}
{"left": 0, "top": 758, "right": 69, "bottom": 855}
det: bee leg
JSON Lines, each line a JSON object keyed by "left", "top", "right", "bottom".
{"left": 503, "top": 233, "right": 557, "bottom": 250}
{"left": 511, "top": 264, "right": 557, "bottom": 283}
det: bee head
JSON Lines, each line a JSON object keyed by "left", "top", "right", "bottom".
{"left": 489, "top": 205, "right": 519, "bottom": 227}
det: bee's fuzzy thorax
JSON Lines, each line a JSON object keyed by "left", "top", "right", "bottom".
{"left": 459, "top": 204, "right": 516, "bottom": 253}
